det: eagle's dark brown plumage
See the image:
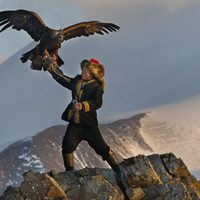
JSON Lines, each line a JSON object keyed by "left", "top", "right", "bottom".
{"left": 0, "top": 9, "right": 120, "bottom": 70}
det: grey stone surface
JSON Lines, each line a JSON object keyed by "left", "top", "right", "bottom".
{"left": 1, "top": 153, "right": 200, "bottom": 200}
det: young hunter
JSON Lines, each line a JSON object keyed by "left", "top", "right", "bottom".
{"left": 47, "top": 59, "right": 129, "bottom": 200}
{"left": 47, "top": 59, "right": 130, "bottom": 199}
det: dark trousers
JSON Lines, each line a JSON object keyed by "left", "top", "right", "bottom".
{"left": 62, "top": 123, "right": 110, "bottom": 160}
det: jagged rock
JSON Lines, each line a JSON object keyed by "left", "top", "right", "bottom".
{"left": 20, "top": 170, "right": 67, "bottom": 200}
{"left": 120, "top": 155, "right": 162, "bottom": 187}
{"left": 0, "top": 170, "right": 67, "bottom": 200}
{"left": 1, "top": 153, "right": 200, "bottom": 200}
{"left": 50, "top": 168, "right": 123, "bottom": 200}
{"left": 0, "top": 186, "right": 23, "bottom": 200}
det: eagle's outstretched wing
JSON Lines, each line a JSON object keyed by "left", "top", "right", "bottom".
{"left": 0, "top": 9, "right": 47, "bottom": 41}
{"left": 63, "top": 21, "right": 120, "bottom": 41}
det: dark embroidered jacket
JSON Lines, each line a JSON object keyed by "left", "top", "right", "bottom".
{"left": 48, "top": 67, "right": 104, "bottom": 127}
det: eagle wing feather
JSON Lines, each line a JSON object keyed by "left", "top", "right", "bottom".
{"left": 63, "top": 21, "right": 120, "bottom": 41}
{"left": 0, "top": 9, "right": 47, "bottom": 41}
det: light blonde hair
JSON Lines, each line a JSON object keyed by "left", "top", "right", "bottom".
{"left": 88, "top": 63, "right": 105, "bottom": 91}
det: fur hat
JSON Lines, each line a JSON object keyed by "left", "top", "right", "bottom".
{"left": 81, "top": 58, "right": 106, "bottom": 90}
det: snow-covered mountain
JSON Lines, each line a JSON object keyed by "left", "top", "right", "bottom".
{"left": 0, "top": 113, "right": 149, "bottom": 194}
{"left": 140, "top": 96, "right": 200, "bottom": 180}
{"left": 1, "top": 108, "right": 200, "bottom": 195}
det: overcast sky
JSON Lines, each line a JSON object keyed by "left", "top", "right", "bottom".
{"left": 0, "top": 0, "right": 199, "bottom": 57}
{"left": 1, "top": 1, "right": 200, "bottom": 108}
{"left": 1, "top": 0, "right": 200, "bottom": 137}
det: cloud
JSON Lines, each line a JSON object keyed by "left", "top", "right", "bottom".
{"left": 74, "top": 0, "right": 199, "bottom": 13}
{"left": 155, "top": 0, "right": 199, "bottom": 12}
{"left": 0, "top": 0, "right": 199, "bottom": 58}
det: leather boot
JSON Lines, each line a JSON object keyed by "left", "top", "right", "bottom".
{"left": 62, "top": 153, "right": 74, "bottom": 171}
{"left": 106, "top": 149, "right": 121, "bottom": 174}
{"left": 106, "top": 149, "right": 130, "bottom": 200}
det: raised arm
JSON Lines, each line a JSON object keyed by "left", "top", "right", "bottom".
{"left": 47, "top": 67, "right": 73, "bottom": 90}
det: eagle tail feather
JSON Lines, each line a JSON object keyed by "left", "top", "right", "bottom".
{"left": 20, "top": 52, "right": 30, "bottom": 63}
{"left": 57, "top": 56, "right": 64, "bottom": 66}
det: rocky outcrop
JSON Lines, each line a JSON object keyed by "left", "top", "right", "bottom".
{"left": 1, "top": 153, "right": 200, "bottom": 200}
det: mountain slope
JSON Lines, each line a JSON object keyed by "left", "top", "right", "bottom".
{"left": 1, "top": 107, "right": 200, "bottom": 194}
{"left": 0, "top": 113, "right": 149, "bottom": 194}
{"left": 140, "top": 95, "right": 200, "bottom": 179}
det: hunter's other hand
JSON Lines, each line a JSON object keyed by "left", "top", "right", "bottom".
{"left": 73, "top": 102, "right": 82, "bottom": 111}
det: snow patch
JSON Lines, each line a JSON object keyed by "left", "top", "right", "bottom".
{"left": 18, "top": 151, "right": 44, "bottom": 172}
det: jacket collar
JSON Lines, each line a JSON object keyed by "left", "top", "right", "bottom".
{"left": 82, "top": 79, "right": 96, "bottom": 87}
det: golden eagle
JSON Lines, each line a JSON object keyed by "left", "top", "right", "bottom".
{"left": 0, "top": 9, "right": 120, "bottom": 70}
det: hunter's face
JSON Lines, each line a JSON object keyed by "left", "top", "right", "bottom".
{"left": 82, "top": 66, "right": 93, "bottom": 81}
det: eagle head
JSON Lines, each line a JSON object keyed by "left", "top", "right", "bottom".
{"left": 52, "top": 30, "right": 64, "bottom": 43}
